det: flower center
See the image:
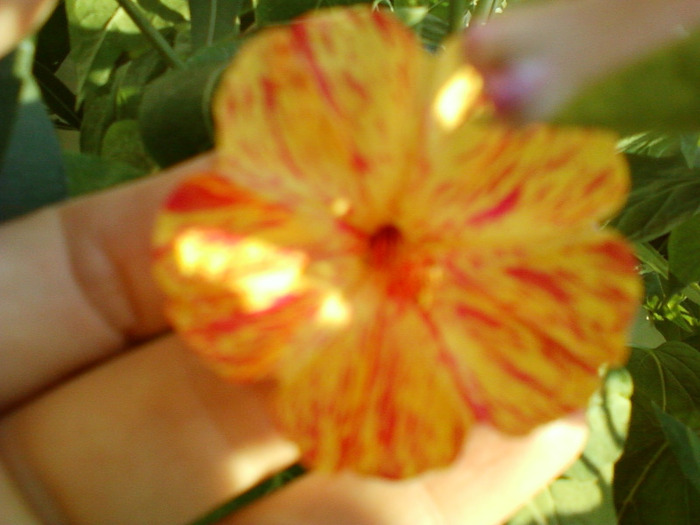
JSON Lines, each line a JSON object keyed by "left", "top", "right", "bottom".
{"left": 368, "top": 224, "right": 403, "bottom": 269}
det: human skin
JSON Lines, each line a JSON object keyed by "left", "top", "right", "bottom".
{"left": 0, "top": 0, "right": 57, "bottom": 58}
{"left": 465, "top": 0, "right": 700, "bottom": 122}
{"left": 0, "top": 154, "right": 588, "bottom": 524}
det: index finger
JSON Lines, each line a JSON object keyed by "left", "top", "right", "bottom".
{"left": 0, "top": 153, "right": 215, "bottom": 410}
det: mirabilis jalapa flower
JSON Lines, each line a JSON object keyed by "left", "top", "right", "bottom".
{"left": 153, "top": 6, "right": 641, "bottom": 479}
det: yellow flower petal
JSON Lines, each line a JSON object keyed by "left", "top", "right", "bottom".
{"left": 153, "top": 173, "right": 362, "bottom": 380}
{"left": 426, "top": 232, "right": 641, "bottom": 433}
{"left": 404, "top": 123, "right": 629, "bottom": 242}
{"left": 274, "top": 281, "right": 473, "bottom": 478}
{"left": 403, "top": 36, "right": 629, "bottom": 240}
{"left": 214, "top": 7, "right": 426, "bottom": 228}
{"left": 153, "top": 7, "right": 642, "bottom": 479}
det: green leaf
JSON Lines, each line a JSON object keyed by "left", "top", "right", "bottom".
{"left": 615, "top": 343, "right": 700, "bottom": 524}
{"left": 185, "top": 35, "right": 241, "bottom": 67}
{"left": 32, "top": 61, "right": 82, "bottom": 129}
{"left": 64, "top": 151, "right": 145, "bottom": 196}
{"left": 618, "top": 132, "right": 681, "bottom": 159}
{"left": 555, "top": 28, "right": 700, "bottom": 133}
{"left": 35, "top": 1, "right": 71, "bottom": 72}
{"left": 78, "top": 48, "right": 166, "bottom": 156}
{"left": 189, "top": 0, "right": 245, "bottom": 49}
{"left": 79, "top": 91, "right": 116, "bottom": 155}
{"left": 138, "top": 62, "right": 223, "bottom": 167}
{"left": 508, "top": 368, "right": 632, "bottom": 525}
{"left": 101, "top": 118, "right": 156, "bottom": 172}
{"left": 654, "top": 405, "right": 700, "bottom": 495}
{"left": 669, "top": 215, "right": 700, "bottom": 286}
{"left": 610, "top": 155, "right": 700, "bottom": 242}
{"left": 0, "top": 40, "right": 67, "bottom": 221}
{"left": 680, "top": 134, "right": 700, "bottom": 168}
{"left": 65, "top": 0, "right": 189, "bottom": 98}
{"left": 0, "top": 52, "right": 22, "bottom": 170}
{"left": 111, "top": 48, "right": 167, "bottom": 120}
{"left": 255, "top": 0, "right": 371, "bottom": 25}
{"left": 634, "top": 241, "right": 669, "bottom": 279}
{"left": 629, "top": 308, "right": 666, "bottom": 350}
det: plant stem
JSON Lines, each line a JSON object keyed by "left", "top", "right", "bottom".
{"left": 115, "top": 0, "right": 185, "bottom": 69}
{"left": 472, "top": 0, "right": 498, "bottom": 25}
{"left": 448, "top": 0, "right": 469, "bottom": 33}
{"left": 187, "top": 464, "right": 306, "bottom": 525}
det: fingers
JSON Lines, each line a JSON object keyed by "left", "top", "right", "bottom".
{"left": 0, "top": 153, "right": 215, "bottom": 410}
{"left": 223, "top": 415, "right": 587, "bottom": 525}
{"left": 0, "top": 326, "right": 585, "bottom": 525}
{"left": 421, "top": 414, "right": 587, "bottom": 524}
{"left": 465, "top": 0, "right": 700, "bottom": 122}
{"left": 0, "top": 335, "right": 298, "bottom": 525}
{"left": 0, "top": 459, "right": 41, "bottom": 524}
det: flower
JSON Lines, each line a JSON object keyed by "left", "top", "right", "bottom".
{"left": 152, "top": 7, "right": 641, "bottom": 479}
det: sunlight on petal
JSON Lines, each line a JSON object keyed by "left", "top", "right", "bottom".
{"left": 433, "top": 67, "right": 483, "bottom": 131}
{"left": 174, "top": 228, "right": 308, "bottom": 312}
{"left": 330, "top": 197, "right": 352, "bottom": 217}
{"left": 317, "top": 291, "right": 352, "bottom": 326}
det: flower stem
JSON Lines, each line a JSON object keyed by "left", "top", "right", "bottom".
{"left": 448, "top": 0, "right": 469, "bottom": 33}
{"left": 115, "top": 0, "right": 185, "bottom": 69}
{"left": 471, "top": 0, "right": 498, "bottom": 25}
{"left": 187, "top": 463, "right": 306, "bottom": 525}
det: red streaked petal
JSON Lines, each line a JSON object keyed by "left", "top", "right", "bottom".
{"left": 400, "top": 34, "right": 629, "bottom": 240}
{"left": 405, "top": 122, "right": 629, "bottom": 242}
{"left": 213, "top": 7, "right": 426, "bottom": 227}
{"left": 424, "top": 231, "right": 641, "bottom": 433}
{"left": 273, "top": 283, "right": 474, "bottom": 478}
{"left": 153, "top": 174, "right": 363, "bottom": 380}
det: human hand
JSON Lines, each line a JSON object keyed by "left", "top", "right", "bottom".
{"left": 465, "top": 0, "right": 700, "bottom": 122}
{"left": 0, "top": 154, "right": 587, "bottom": 525}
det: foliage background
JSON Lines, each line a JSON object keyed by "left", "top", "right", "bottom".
{"left": 2, "top": 0, "right": 700, "bottom": 523}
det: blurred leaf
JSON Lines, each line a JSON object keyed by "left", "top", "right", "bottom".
{"left": 78, "top": 48, "right": 165, "bottom": 155}
{"left": 629, "top": 308, "right": 666, "bottom": 350}
{"left": 615, "top": 343, "right": 700, "bottom": 524}
{"left": 0, "top": 40, "right": 67, "bottom": 221}
{"left": 669, "top": 215, "right": 700, "bottom": 286}
{"left": 654, "top": 405, "right": 700, "bottom": 495}
{"left": 0, "top": 52, "right": 22, "bottom": 170}
{"left": 417, "top": 11, "right": 450, "bottom": 50}
{"left": 680, "top": 133, "right": 700, "bottom": 168}
{"left": 393, "top": 6, "right": 429, "bottom": 27}
{"left": 185, "top": 33, "right": 242, "bottom": 67}
{"left": 256, "top": 0, "right": 371, "bottom": 25}
{"left": 32, "top": 60, "right": 82, "bottom": 129}
{"left": 101, "top": 118, "right": 155, "bottom": 171}
{"left": 508, "top": 369, "right": 632, "bottom": 525}
{"left": 111, "top": 48, "right": 167, "bottom": 119}
{"left": 138, "top": 62, "right": 223, "bottom": 166}
{"left": 555, "top": 28, "right": 700, "bottom": 133}
{"left": 33, "top": 2, "right": 77, "bottom": 129}
{"left": 79, "top": 91, "right": 115, "bottom": 154}
{"left": 634, "top": 241, "right": 669, "bottom": 279}
{"left": 618, "top": 132, "right": 681, "bottom": 158}
{"left": 65, "top": 0, "right": 189, "bottom": 98}
{"left": 35, "top": 1, "right": 71, "bottom": 72}
{"left": 64, "top": 151, "right": 144, "bottom": 196}
{"left": 189, "top": 0, "right": 245, "bottom": 49}
{"left": 610, "top": 155, "right": 700, "bottom": 242}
